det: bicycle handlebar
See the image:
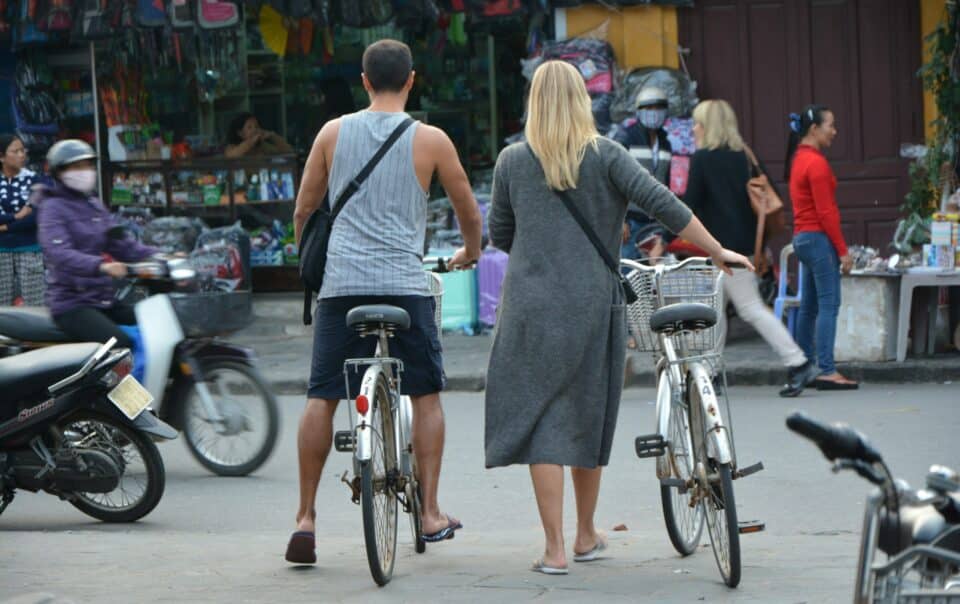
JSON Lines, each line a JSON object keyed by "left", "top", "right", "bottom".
{"left": 786, "top": 411, "right": 882, "bottom": 464}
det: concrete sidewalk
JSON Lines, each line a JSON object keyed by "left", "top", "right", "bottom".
{"left": 230, "top": 294, "right": 960, "bottom": 394}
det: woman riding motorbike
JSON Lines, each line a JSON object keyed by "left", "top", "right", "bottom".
{"left": 36, "top": 140, "right": 157, "bottom": 348}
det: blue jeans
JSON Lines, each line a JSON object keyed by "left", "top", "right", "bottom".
{"left": 621, "top": 217, "right": 648, "bottom": 262}
{"left": 793, "top": 232, "right": 841, "bottom": 374}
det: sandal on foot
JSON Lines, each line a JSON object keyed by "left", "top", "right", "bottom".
{"left": 422, "top": 515, "right": 463, "bottom": 543}
{"left": 814, "top": 378, "right": 859, "bottom": 390}
{"left": 285, "top": 531, "right": 316, "bottom": 565}
{"left": 531, "top": 558, "right": 569, "bottom": 575}
{"left": 573, "top": 537, "right": 608, "bottom": 562}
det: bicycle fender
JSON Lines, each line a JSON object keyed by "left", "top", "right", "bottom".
{"left": 354, "top": 365, "right": 383, "bottom": 463}
{"left": 655, "top": 369, "right": 673, "bottom": 479}
{"left": 689, "top": 363, "right": 733, "bottom": 465}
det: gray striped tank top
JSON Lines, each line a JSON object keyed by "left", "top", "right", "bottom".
{"left": 319, "top": 111, "right": 429, "bottom": 298}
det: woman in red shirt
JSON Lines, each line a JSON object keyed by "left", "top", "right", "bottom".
{"left": 785, "top": 105, "right": 858, "bottom": 389}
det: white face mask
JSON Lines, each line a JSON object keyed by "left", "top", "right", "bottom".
{"left": 60, "top": 169, "right": 98, "bottom": 194}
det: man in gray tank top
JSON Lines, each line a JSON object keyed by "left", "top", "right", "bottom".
{"left": 286, "top": 39, "right": 482, "bottom": 565}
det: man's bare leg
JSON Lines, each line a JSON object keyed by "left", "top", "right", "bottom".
{"left": 295, "top": 398, "right": 339, "bottom": 533}
{"left": 410, "top": 392, "right": 454, "bottom": 535}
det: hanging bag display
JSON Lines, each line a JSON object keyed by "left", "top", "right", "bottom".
{"left": 524, "top": 144, "right": 638, "bottom": 305}
{"left": 169, "top": 0, "right": 194, "bottom": 28}
{"left": 743, "top": 145, "right": 786, "bottom": 271}
{"left": 37, "top": 0, "right": 75, "bottom": 31}
{"left": 197, "top": 0, "right": 239, "bottom": 28}
{"left": 136, "top": 0, "right": 168, "bottom": 27}
{"left": 299, "top": 118, "right": 415, "bottom": 325}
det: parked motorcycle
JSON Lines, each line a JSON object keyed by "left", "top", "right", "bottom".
{"left": 787, "top": 412, "right": 960, "bottom": 603}
{"left": 0, "top": 338, "right": 176, "bottom": 522}
{"left": 0, "top": 251, "right": 279, "bottom": 477}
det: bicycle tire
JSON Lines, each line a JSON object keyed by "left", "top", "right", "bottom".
{"left": 410, "top": 482, "right": 426, "bottom": 554}
{"left": 660, "top": 383, "right": 704, "bottom": 556}
{"left": 360, "top": 376, "right": 398, "bottom": 586}
{"left": 689, "top": 385, "right": 741, "bottom": 587}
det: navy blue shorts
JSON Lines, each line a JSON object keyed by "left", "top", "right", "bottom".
{"left": 307, "top": 295, "right": 446, "bottom": 400}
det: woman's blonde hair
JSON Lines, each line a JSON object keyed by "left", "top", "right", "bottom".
{"left": 692, "top": 99, "right": 745, "bottom": 151}
{"left": 525, "top": 61, "right": 600, "bottom": 190}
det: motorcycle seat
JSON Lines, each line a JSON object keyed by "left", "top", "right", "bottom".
{"left": 0, "top": 307, "right": 72, "bottom": 342}
{"left": 0, "top": 342, "right": 100, "bottom": 402}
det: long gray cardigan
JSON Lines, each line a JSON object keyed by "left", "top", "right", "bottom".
{"left": 484, "top": 138, "right": 693, "bottom": 469}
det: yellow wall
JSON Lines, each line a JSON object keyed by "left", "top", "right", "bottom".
{"left": 922, "top": 0, "right": 948, "bottom": 141}
{"left": 565, "top": 5, "right": 679, "bottom": 70}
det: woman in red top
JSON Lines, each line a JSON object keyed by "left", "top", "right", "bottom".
{"left": 785, "top": 105, "right": 858, "bottom": 389}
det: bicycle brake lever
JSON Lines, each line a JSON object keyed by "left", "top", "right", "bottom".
{"left": 832, "top": 459, "right": 886, "bottom": 486}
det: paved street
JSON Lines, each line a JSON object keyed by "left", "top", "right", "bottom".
{"left": 1, "top": 384, "right": 958, "bottom": 603}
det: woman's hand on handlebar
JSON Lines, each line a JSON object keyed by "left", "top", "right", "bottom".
{"left": 448, "top": 246, "right": 479, "bottom": 270}
{"left": 711, "top": 249, "right": 755, "bottom": 275}
{"left": 100, "top": 262, "right": 128, "bottom": 278}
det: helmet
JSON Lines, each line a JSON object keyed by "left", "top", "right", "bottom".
{"left": 635, "top": 86, "right": 668, "bottom": 109}
{"left": 46, "top": 139, "right": 97, "bottom": 170}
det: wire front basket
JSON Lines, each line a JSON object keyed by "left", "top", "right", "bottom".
{"left": 870, "top": 543, "right": 960, "bottom": 604}
{"left": 622, "top": 259, "right": 724, "bottom": 356}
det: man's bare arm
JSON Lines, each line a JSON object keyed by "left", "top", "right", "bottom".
{"left": 293, "top": 120, "right": 339, "bottom": 245}
{"left": 430, "top": 127, "right": 482, "bottom": 265}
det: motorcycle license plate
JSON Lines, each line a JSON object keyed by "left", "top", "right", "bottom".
{"left": 107, "top": 375, "right": 154, "bottom": 420}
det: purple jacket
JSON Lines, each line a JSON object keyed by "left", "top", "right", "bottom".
{"left": 36, "top": 182, "right": 156, "bottom": 316}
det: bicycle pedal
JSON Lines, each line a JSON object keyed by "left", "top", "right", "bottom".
{"left": 738, "top": 520, "right": 765, "bottom": 534}
{"left": 635, "top": 434, "right": 666, "bottom": 458}
{"left": 334, "top": 430, "right": 356, "bottom": 453}
{"left": 734, "top": 462, "right": 765, "bottom": 479}
{"left": 659, "top": 477, "right": 689, "bottom": 494}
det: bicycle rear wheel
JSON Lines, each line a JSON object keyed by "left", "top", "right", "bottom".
{"left": 660, "top": 386, "right": 704, "bottom": 556}
{"left": 361, "top": 376, "right": 398, "bottom": 586}
{"left": 689, "top": 385, "right": 741, "bottom": 587}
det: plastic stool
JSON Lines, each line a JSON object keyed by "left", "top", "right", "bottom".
{"left": 773, "top": 244, "right": 804, "bottom": 338}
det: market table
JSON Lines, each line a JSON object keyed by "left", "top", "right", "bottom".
{"left": 895, "top": 269, "right": 960, "bottom": 362}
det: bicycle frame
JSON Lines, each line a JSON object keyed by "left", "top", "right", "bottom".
{"left": 657, "top": 334, "right": 735, "bottom": 469}
{"left": 344, "top": 329, "right": 403, "bottom": 465}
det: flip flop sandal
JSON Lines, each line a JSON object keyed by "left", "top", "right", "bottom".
{"left": 422, "top": 516, "right": 463, "bottom": 543}
{"left": 573, "top": 538, "right": 609, "bottom": 562}
{"left": 814, "top": 379, "right": 859, "bottom": 391}
{"left": 531, "top": 558, "right": 569, "bottom": 575}
{"left": 285, "top": 530, "right": 316, "bottom": 564}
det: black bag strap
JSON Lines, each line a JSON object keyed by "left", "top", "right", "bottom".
{"left": 329, "top": 116, "right": 415, "bottom": 220}
{"left": 524, "top": 144, "right": 636, "bottom": 303}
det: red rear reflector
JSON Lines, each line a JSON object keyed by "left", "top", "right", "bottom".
{"left": 355, "top": 395, "right": 369, "bottom": 415}
{"left": 113, "top": 356, "right": 133, "bottom": 380}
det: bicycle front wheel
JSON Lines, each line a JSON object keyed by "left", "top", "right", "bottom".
{"left": 360, "top": 376, "right": 398, "bottom": 586}
{"left": 660, "top": 390, "right": 704, "bottom": 556}
{"left": 704, "top": 463, "right": 740, "bottom": 587}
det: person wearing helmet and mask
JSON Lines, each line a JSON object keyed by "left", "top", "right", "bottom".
{"left": 610, "top": 87, "right": 673, "bottom": 261}
{"left": 35, "top": 140, "right": 157, "bottom": 348}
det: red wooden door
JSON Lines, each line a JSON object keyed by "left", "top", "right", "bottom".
{"left": 678, "top": 0, "right": 924, "bottom": 249}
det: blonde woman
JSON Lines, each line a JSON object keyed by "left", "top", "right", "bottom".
{"left": 685, "top": 100, "right": 819, "bottom": 397}
{"left": 484, "top": 62, "right": 752, "bottom": 575}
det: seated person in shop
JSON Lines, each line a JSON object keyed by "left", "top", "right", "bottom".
{"left": 224, "top": 113, "right": 294, "bottom": 158}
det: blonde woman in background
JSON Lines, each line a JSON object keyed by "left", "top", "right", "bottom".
{"left": 684, "top": 100, "right": 819, "bottom": 397}
{"left": 484, "top": 62, "right": 752, "bottom": 575}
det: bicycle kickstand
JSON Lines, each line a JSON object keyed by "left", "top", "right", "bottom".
{"left": 340, "top": 470, "right": 361, "bottom": 505}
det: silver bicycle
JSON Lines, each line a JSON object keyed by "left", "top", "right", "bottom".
{"left": 332, "top": 270, "right": 444, "bottom": 586}
{"left": 622, "top": 257, "right": 764, "bottom": 588}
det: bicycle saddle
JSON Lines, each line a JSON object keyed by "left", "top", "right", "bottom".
{"left": 649, "top": 303, "right": 717, "bottom": 334}
{"left": 346, "top": 305, "right": 411, "bottom": 330}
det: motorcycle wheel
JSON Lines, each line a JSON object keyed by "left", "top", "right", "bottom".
{"left": 180, "top": 361, "right": 280, "bottom": 477}
{"left": 64, "top": 412, "right": 165, "bottom": 523}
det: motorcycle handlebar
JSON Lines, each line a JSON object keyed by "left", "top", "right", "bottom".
{"left": 786, "top": 411, "right": 882, "bottom": 464}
